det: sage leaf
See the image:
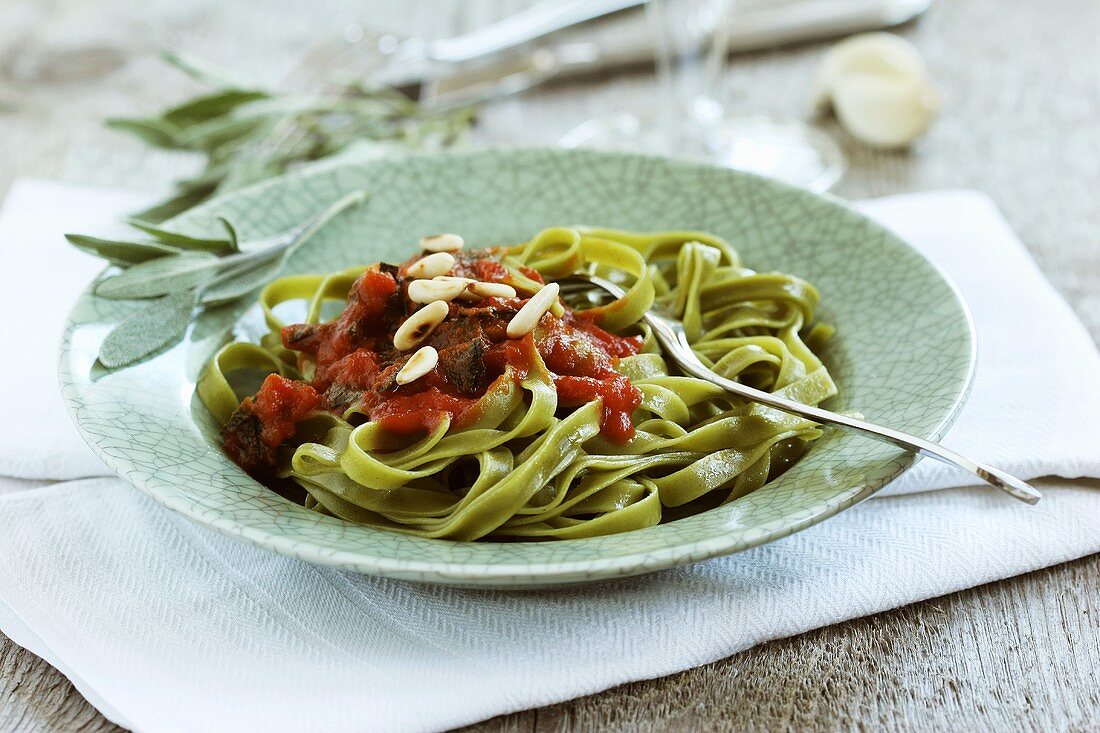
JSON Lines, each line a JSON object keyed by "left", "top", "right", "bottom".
{"left": 129, "top": 184, "right": 217, "bottom": 225}
{"left": 126, "top": 219, "right": 235, "bottom": 252}
{"left": 281, "top": 189, "right": 371, "bottom": 256}
{"left": 217, "top": 154, "right": 284, "bottom": 194}
{"left": 159, "top": 50, "right": 246, "bottom": 90}
{"left": 98, "top": 290, "right": 197, "bottom": 368}
{"left": 216, "top": 217, "right": 240, "bottom": 251}
{"left": 200, "top": 252, "right": 286, "bottom": 306}
{"left": 104, "top": 53, "right": 471, "bottom": 220}
{"left": 162, "top": 89, "right": 269, "bottom": 129}
{"left": 64, "top": 234, "right": 180, "bottom": 265}
{"left": 200, "top": 188, "right": 369, "bottom": 304}
{"left": 95, "top": 252, "right": 221, "bottom": 300}
{"left": 81, "top": 188, "right": 369, "bottom": 371}
{"left": 104, "top": 117, "right": 183, "bottom": 149}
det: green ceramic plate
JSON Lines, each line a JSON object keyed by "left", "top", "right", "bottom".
{"left": 60, "top": 148, "right": 974, "bottom": 587}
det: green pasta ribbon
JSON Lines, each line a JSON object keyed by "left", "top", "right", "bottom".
{"left": 198, "top": 228, "right": 836, "bottom": 540}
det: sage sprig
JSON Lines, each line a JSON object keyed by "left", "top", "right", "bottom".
{"left": 66, "top": 216, "right": 241, "bottom": 267}
{"left": 68, "top": 189, "right": 368, "bottom": 369}
{"left": 108, "top": 51, "right": 472, "bottom": 223}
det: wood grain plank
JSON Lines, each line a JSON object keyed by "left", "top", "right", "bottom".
{"left": 0, "top": 641, "right": 123, "bottom": 733}
{"left": 4, "top": 553, "right": 1096, "bottom": 732}
{"left": 461, "top": 553, "right": 1100, "bottom": 733}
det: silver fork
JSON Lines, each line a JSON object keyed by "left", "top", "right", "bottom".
{"left": 559, "top": 273, "right": 1042, "bottom": 504}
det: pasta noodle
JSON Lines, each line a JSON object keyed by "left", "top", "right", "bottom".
{"left": 198, "top": 227, "right": 836, "bottom": 540}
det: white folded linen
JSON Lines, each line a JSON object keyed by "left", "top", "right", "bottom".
{"left": 0, "top": 477, "right": 1096, "bottom": 733}
{"left": 854, "top": 191, "right": 1100, "bottom": 492}
{"left": 0, "top": 180, "right": 147, "bottom": 479}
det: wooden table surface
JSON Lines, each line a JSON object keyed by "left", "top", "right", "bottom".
{"left": 1, "top": 0, "right": 1098, "bottom": 730}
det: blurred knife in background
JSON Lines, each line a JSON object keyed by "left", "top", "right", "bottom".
{"left": 374, "top": 0, "right": 932, "bottom": 109}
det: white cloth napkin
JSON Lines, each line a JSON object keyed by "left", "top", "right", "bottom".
{"left": 0, "top": 180, "right": 1098, "bottom": 733}
{"left": 0, "top": 180, "right": 147, "bottom": 479}
{"left": 857, "top": 192, "right": 1100, "bottom": 492}
{"left": 1, "top": 478, "right": 1097, "bottom": 733}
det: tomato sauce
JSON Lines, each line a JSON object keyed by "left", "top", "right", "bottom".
{"left": 535, "top": 315, "right": 643, "bottom": 442}
{"left": 249, "top": 374, "right": 323, "bottom": 447}
{"left": 222, "top": 374, "right": 322, "bottom": 474}
{"left": 554, "top": 374, "right": 641, "bottom": 443}
{"left": 222, "top": 251, "right": 645, "bottom": 473}
{"left": 366, "top": 388, "right": 477, "bottom": 434}
{"left": 454, "top": 257, "right": 510, "bottom": 283}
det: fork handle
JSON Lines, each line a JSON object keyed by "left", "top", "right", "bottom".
{"left": 662, "top": 330, "right": 1042, "bottom": 504}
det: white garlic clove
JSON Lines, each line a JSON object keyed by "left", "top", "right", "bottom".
{"left": 812, "top": 32, "right": 929, "bottom": 115}
{"left": 832, "top": 73, "right": 941, "bottom": 149}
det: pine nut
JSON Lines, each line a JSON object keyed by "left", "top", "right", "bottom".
{"left": 429, "top": 275, "right": 477, "bottom": 302}
{"left": 405, "top": 252, "right": 455, "bottom": 279}
{"left": 395, "top": 345, "right": 439, "bottom": 385}
{"left": 419, "top": 233, "right": 464, "bottom": 252}
{"left": 468, "top": 281, "right": 517, "bottom": 299}
{"left": 394, "top": 300, "right": 448, "bottom": 350}
{"left": 408, "top": 278, "right": 468, "bottom": 304}
{"left": 507, "top": 282, "right": 560, "bottom": 338}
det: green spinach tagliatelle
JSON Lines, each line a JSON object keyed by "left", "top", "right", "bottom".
{"left": 198, "top": 227, "right": 837, "bottom": 540}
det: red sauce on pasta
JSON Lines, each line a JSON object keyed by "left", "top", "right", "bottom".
{"left": 222, "top": 251, "right": 643, "bottom": 473}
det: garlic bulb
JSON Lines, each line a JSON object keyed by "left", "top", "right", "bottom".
{"left": 813, "top": 32, "right": 941, "bottom": 149}
{"left": 833, "top": 74, "right": 941, "bottom": 149}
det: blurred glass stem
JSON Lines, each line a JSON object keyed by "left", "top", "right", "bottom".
{"left": 650, "top": 0, "right": 731, "bottom": 143}
{"left": 560, "top": 0, "right": 845, "bottom": 192}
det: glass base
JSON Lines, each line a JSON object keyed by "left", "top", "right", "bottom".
{"left": 559, "top": 113, "right": 845, "bottom": 193}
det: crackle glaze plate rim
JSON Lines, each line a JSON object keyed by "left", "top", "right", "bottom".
{"left": 60, "top": 148, "right": 975, "bottom": 587}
